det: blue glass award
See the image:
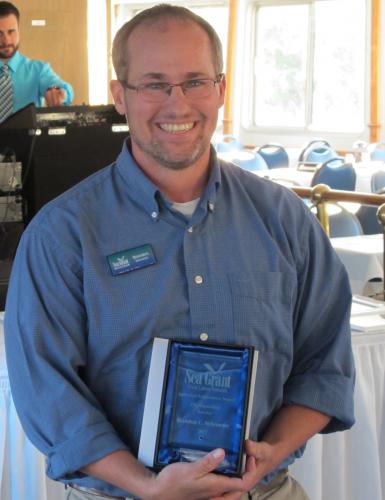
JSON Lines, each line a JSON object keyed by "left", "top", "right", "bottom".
{"left": 138, "top": 339, "right": 258, "bottom": 477}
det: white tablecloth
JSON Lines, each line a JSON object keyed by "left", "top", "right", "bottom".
{"left": 0, "top": 313, "right": 65, "bottom": 500}
{"left": 354, "top": 162, "right": 385, "bottom": 192}
{"left": 257, "top": 167, "right": 313, "bottom": 187}
{"left": 290, "top": 330, "right": 385, "bottom": 500}
{"left": 331, "top": 234, "right": 383, "bottom": 295}
{"left": 2, "top": 312, "right": 385, "bottom": 499}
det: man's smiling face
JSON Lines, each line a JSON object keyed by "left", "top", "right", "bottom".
{"left": 113, "top": 18, "right": 225, "bottom": 172}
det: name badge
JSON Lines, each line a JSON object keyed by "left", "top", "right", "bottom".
{"left": 107, "top": 244, "right": 156, "bottom": 276}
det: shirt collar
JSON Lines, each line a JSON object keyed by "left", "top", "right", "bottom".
{"left": 116, "top": 137, "right": 222, "bottom": 219}
{"left": 1, "top": 51, "right": 21, "bottom": 72}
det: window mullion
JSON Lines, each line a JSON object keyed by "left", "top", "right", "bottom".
{"left": 305, "top": 2, "right": 315, "bottom": 129}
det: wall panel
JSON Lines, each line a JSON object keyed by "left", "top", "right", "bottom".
{"left": 15, "top": 0, "right": 88, "bottom": 105}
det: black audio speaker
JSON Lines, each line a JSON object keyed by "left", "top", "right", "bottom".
{"left": 24, "top": 124, "right": 128, "bottom": 223}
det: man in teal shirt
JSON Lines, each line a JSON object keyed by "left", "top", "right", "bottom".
{"left": 0, "top": 1, "right": 73, "bottom": 120}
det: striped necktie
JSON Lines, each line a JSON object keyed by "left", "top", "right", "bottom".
{"left": 0, "top": 64, "right": 13, "bottom": 123}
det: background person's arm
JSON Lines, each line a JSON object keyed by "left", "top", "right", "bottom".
{"left": 38, "top": 62, "right": 74, "bottom": 105}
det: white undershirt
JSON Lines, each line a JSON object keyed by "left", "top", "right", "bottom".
{"left": 171, "top": 198, "right": 200, "bottom": 217}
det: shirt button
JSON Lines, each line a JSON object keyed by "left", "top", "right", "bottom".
{"left": 194, "top": 275, "right": 203, "bottom": 285}
{"left": 151, "top": 211, "right": 158, "bottom": 219}
{"left": 188, "top": 226, "right": 194, "bottom": 233}
{"left": 200, "top": 333, "right": 209, "bottom": 341}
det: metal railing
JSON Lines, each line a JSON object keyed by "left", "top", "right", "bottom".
{"left": 291, "top": 183, "right": 385, "bottom": 300}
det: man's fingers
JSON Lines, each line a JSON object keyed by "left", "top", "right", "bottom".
{"left": 209, "top": 457, "right": 259, "bottom": 500}
{"left": 244, "top": 455, "right": 257, "bottom": 474}
{"left": 241, "top": 455, "right": 262, "bottom": 487}
{"left": 45, "top": 88, "right": 65, "bottom": 106}
{"left": 244, "top": 439, "right": 267, "bottom": 460}
{"left": 194, "top": 448, "right": 226, "bottom": 476}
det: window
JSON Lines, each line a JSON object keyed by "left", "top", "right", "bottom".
{"left": 247, "top": 0, "right": 367, "bottom": 134}
{"left": 110, "top": 1, "right": 228, "bottom": 72}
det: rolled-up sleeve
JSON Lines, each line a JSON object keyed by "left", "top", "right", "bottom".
{"left": 4, "top": 226, "right": 127, "bottom": 480}
{"left": 284, "top": 213, "right": 355, "bottom": 432}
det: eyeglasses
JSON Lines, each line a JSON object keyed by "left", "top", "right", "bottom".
{"left": 120, "top": 74, "right": 224, "bottom": 103}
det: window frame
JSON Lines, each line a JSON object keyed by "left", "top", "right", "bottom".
{"left": 236, "top": 0, "right": 371, "bottom": 149}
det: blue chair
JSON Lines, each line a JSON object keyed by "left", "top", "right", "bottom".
{"left": 356, "top": 179, "right": 385, "bottom": 234}
{"left": 356, "top": 205, "right": 382, "bottom": 234}
{"left": 310, "top": 202, "right": 363, "bottom": 237}
{"left": 368, "top": 141, "right": 385, "bottom": 162}
{"left": 311, "top": 158, "right": 356, "bottom": 191}
{"left": 371, "top": 170, "right": 385, "bottom": 192}
{"left": 298, "top": 139, "right": 338, "bottom": 164}
{"left": 328, "top": 206, "right": 363, "bottom": 237}
{"left": 214, "top": 134, "right": 243, "bottom": 153}
{"left": 256, "top": 143, "right": 289, "bottom": 169}
{"left": 231, "top": 150, "right": 268, "bottom": 171}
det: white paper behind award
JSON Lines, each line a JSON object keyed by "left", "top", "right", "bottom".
{"left": 138, "top": 338, "right": 258, "bottom": 476}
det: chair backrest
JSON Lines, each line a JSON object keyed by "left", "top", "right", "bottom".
{"left": 368, "top": 141, "right": 385, "bottom": 162}
{"left": 356, "top": 205, "right": 382, "bottom": 234}
{"left": 311, "top": 158, "right": 356, "bottom": 191}
{"left": 328, "top": 205, "right": 363, "bottom": 238}
{"left": 356, "top": 178, "right": 385, "bottom": 234}
{"left": 256, "top": 143, "right": 289, "bottom": 169}
{"left": 231, "top": 150, "right": 268, "bottom": 171}
{"left": 371, "top": 170, "right": 385, "bottom": 192}
{"left": 298, "top": 139, "right": 337, "bottom": 164}
{"left": 214, "top": 134, "right": 243, "bottom": 153}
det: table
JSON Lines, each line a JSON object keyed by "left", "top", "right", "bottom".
{"left": 2, "top": 312, "right": 385, "bottom": 500}
{"left": 290, "top": 329, "right": 385, "bottom": 500}
{"left": 258, "top": 167, "right": 313, "bottom": 186}
{"left": 0, "top": 313, "right": 65, "bottom": 500}
{"left": 331, "top": 234, "right": 383, "bottom": 295}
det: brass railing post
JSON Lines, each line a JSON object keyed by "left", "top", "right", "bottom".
{"left": 376, "top": 204, "right": 385, "bottom": 300}
{"left": 311, "top": 184, "right": 331, "bottom": 236}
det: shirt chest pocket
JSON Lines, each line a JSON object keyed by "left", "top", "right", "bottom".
{"left": 228, "top": 271, "right": 295, "bottom": 353}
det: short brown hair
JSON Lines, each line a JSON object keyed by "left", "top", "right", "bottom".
{"left": 112, "top": 3, "right": 223, "bottom": 82}
{"left": 0, "top": 1, "right": 20, "bottom": 21}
